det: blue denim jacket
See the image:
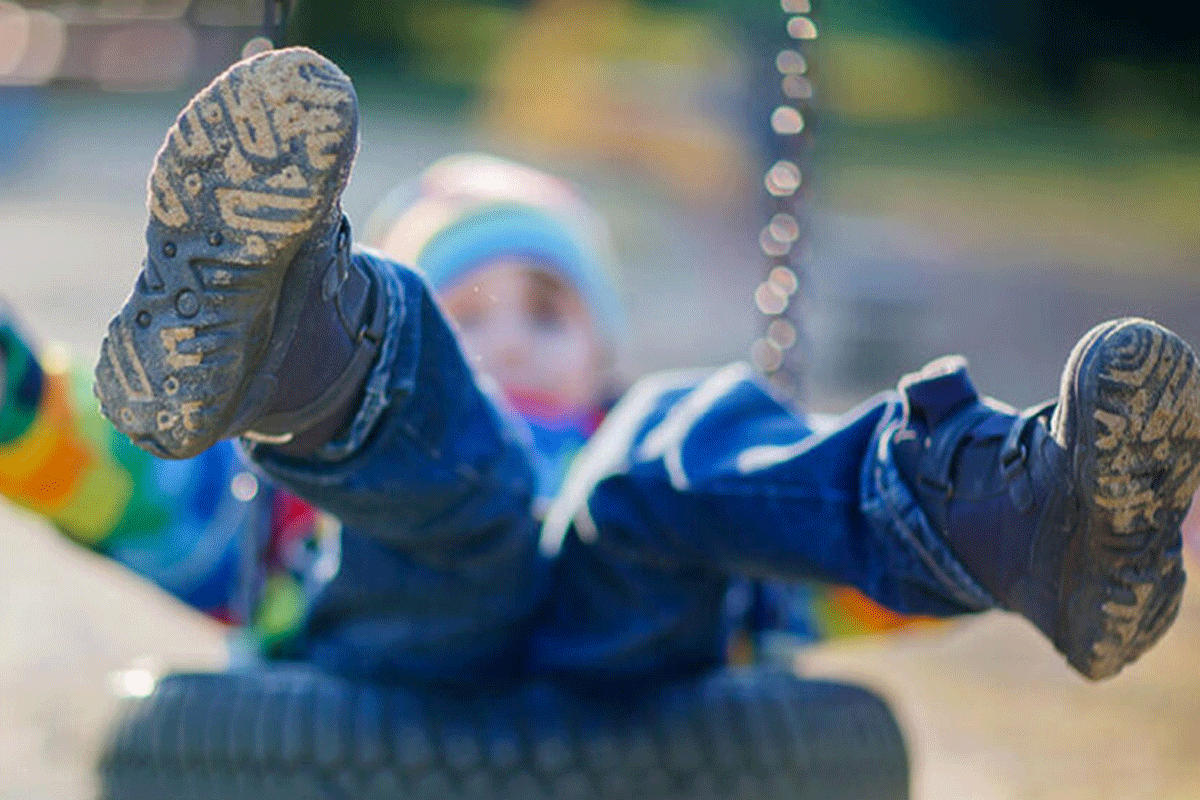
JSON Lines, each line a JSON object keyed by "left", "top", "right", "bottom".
{"left": 249, "top": 250, "right": 996, "bottom": 685}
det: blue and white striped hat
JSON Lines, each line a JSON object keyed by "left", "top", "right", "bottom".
{"left": 364, "top": 153, "right": 626, "bottom": 350}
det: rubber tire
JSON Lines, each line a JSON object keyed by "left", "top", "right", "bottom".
{"left": 98, "top": 667, "right": 909, "bottom": 800}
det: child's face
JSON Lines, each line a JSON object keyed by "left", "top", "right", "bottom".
{"left": 438, "top": 260, "right": 606, "bottom": 411}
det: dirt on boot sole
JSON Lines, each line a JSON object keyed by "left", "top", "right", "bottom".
{"left": 95, "top": 47, "right": 358, "bottom": 459}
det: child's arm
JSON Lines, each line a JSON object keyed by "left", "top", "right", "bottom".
{"left": 0, "top": 312, "right": 260, "bottom": 625}
{"left": 0, "top": 320, "right": 134, "bottom": 545}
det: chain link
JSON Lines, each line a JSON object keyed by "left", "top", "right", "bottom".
{"left": 752, "top": 0, "right": 817, "bottom": 407}
{"left": 261, "top": 0, "right": 292, "bottom": 47}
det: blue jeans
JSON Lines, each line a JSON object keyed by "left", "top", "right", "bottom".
{"left": 249, "top": 251, "right": 998, "bottom": 685}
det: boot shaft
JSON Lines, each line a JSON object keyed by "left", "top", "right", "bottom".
{"left": 891, "top": 318, "right": 1200, "bottom": 679}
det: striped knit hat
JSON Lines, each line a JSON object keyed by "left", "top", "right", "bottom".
{"left": 364, "top": 153, "right": 626, "bottom": 351}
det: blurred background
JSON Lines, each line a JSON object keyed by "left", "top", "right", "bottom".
{"left": 1, "top": 0, "right": 1198, "bottom": 798}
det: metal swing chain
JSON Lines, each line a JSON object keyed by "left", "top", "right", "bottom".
{"left": 752, "top": 0, "right": 817, "bottom": 406}
{"left": 251, "top": 0, "right": 813, "bottom": 398}
{"left": 262, "top": 0, "right": 292, "bottom": 48}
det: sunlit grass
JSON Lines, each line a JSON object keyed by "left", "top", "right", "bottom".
{"left": 812, "top": 31, "right": 1200, "bottom": 273}
{"left": 824, "top": 149, "right": 1200, "bottom": 272}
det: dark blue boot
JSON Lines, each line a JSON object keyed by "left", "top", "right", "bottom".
{"left": 894, "top": 318, "right": 1200, "bottom": 679}
{"left": 95, "top": 47, "right": 384, "bottom": 460}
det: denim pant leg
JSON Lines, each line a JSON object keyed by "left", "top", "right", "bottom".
{"left": 247, "top": 250, "right": 549, "bottom": 683}
{"left": 530, "top": 364, "right": 997, "bottom": 681}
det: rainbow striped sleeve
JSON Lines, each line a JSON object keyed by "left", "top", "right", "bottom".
{"left": 0, "top": 331, "right": 133, "bottom": 545}
{"left": 809, "top": 585, "right": 938, "bottom": 639}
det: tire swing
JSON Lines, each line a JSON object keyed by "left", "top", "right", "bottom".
{"left": 97, "top": 2, "right": 911, "bottom": 798}
{"left": 99, "top": 667, "right": 907, "bottom": 800}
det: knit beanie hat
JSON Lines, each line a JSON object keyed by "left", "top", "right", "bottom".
{"left": 364, "top": 153, "right": 626, "bottom": 351}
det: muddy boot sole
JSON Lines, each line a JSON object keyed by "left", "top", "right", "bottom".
{"left": 95, "top": 47, "right": 358, "bottom": 459}
{"left": 1056, "top": 317, "right": 1200, "bottom": 679}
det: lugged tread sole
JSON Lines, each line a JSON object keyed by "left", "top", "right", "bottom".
{"left": 94, "top": 47, "right": 358, "bottom": 458}
{"left": 98, "top": 667, "right": 910, "bottom": 800}
{"left": 1061, "top": 317, "right": 1200, "bottom": 679}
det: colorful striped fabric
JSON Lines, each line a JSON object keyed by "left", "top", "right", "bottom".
{"left": 737, "top": 576, "right": 937, "bottom": 664}
{"left": 807, "top": 585, "right": 937, "bottom": 639}
{"left": 0, "top": 323, "right": 132, "bottom": 544}
{"left": 0, "top": 309, "right": 323, "bottom": 654}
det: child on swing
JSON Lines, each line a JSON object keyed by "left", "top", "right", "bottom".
{"left": 0, "top": 145, "right": 913, "bottom": 664}
{"left": 16, "top": 47, "right": 1200, "bottom": 685}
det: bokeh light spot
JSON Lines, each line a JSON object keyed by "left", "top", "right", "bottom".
{"left": 768, "top": 318, "right": 798, "bottom": 349}
{"left": 759, "top": 227, "right": 791, "bottom": 257}
{"left": 787, "top": 16, "right": 818, "bottom": 40}
{"left": 0, "top": 2, "right": 32, "bottom": 76}
{"left": 109, "top": 668, "right": 156, "bottom": 699}
{"left": 776, "top": 49, "right": 807, "bottom": 75}
{"left": 769, "top": 266, "right": 800, "bottom": 296}
{"left": 771, "top": 106, "right": 805, "bottom": 135}
{"left": 765, "top": 160, "right": 801, "bottom": 197}
{"left": 769, "top": 213, "right": 800, "bottom": 244}
{"left": 782, "top": 74, "right": 813, "bottom": 100}
{"left": 93, "top": 22, "right": 196, "bottom": 91}
{"left": 755, "top": 281, "right": 789, "bottom": 315}
{"left": 0, "top": 2, "right": 66, "bottom": 85}
{"left": 231, "top": 471, "right": 260, "bottom": 503}
{"left": 751, "top": 338, "right": 785, "bottom": 373}
{"left": 241, "top": 36, "right": 274, "bottom": 59}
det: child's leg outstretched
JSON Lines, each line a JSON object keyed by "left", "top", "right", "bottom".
{"left": 890, "top": 336, "right": 1198, "bottom": 678}
{"left": 93, "top": 48, "right": 546, "bottom": 682}
{"left": 91, "top": 47, "right": 1200, "bottom": 687}
{"left": 545, "top": 322, "right": 1200, "bottom": 681}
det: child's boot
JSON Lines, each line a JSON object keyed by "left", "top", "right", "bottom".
{"left": 95, "top": 47, "right": 384, "bottom": 459}
{"left": 892, "top": 318, "right": 1200, "bottom": 679}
